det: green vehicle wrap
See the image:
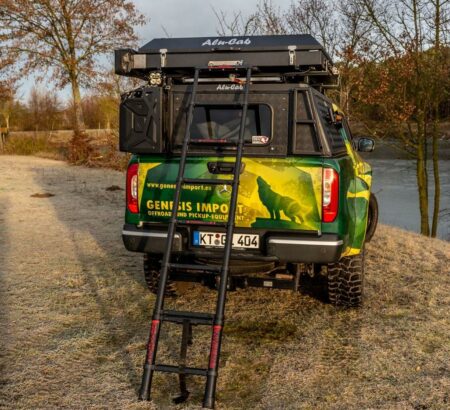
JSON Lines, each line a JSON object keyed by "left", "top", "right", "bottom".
{"left": 135, "top": 156, "right": 323, "bottom": 232}
{"left": 125, "top": 118, "right": 372, "bottom": 259}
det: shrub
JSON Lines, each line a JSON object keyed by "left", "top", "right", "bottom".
{"left": 1, "top": 133, "right": 65, "bottom": 159}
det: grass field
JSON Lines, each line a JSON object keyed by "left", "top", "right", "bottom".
{"left": 0, "top": 156, "right": 449, "bottom": 409}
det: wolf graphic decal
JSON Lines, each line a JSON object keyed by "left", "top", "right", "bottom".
{"left": 256, "top": 176, "right": 303, "bottom": 223}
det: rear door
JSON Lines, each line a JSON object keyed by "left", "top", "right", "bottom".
{"left": 138, "top": 156, "right": 323, "bottom": 232}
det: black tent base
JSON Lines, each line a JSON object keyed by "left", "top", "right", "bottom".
{"left": 115, "top": 34, "right": 338, "bottom": 88}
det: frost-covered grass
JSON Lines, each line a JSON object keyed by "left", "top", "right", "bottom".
{"left": 0, "top": 156, "right": 449, "bottom": 409}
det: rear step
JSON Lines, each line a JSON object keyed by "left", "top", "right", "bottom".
{"left": 152, "top": 364, "right": 208, "bottom": 376}
{"left": 161, "top": 310, "right": 214, "bottom": 325}
{"left": 138, "top": 66, "right": 253, "bottom": 409}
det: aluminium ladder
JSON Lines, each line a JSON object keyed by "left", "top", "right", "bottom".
{"left": 138, "top": 66, "right": 252, "bottom": 409}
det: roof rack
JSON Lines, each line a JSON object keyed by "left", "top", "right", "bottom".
{"left": 115, "top": 35, "right": 339, "bottom": 88}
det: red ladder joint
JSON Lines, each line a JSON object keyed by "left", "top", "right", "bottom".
{"left": 229, "top": 74, "right": 245, "bottom": 84}
{"left": 209, "top": 325, "right": 222, "bottom": 369}
{"left": 146, "top": 320, "right": 160, "bottom": 362}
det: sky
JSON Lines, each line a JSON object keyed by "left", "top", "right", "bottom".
{"left": 19, "top": 0, "right": 293, "bottom": 101}
{"left": 133, "top": 0, "right": 292, "bottom": 39}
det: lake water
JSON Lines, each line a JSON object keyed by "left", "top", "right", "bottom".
{"left": 368, "top": 159, "right": 450, "bottom": 241}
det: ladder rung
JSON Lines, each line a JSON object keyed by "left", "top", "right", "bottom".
{"left": 182, "top": 178, "right": 233, "bottom": 186}
{"left": 161, "top": 310, "right": 214, "bottom": 325}
{"left": 153, "top": 364, "right": 208, "bottom": 377}
{"left": 168, "top": 263, "right": 222, "bottom": 273}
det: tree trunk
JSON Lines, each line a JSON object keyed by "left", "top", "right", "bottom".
{"left": 416, "top": 111, "right": 429, "bottom": 236}
{"left": 431, "top": 0, "right": 442, "bottom": 238}
{"left": 70, "top": 75, "right": 85, "bottom": 133}
{"left": 431, "top": 110, "right": 440, "bottom": 237}
{"left": 0, "top": 115, "right": 9, "bottom": 152}
{"left": 68, "top": 71, "right": 93, "bottom": 163}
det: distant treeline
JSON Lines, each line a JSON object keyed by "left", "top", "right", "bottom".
{"left": 6, "top": 87, "right": 119, "bottom": 132}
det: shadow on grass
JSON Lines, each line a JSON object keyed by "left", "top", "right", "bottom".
{"left": 31, "top": 165, "right": 147, "bottom": 396}
{"left": 0, "top": 199, "right": 11, "bottom": 402}
{"left": 298, "top": 273, "right": 329, "bottom": 304}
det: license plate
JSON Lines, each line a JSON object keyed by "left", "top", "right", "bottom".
{"left": 193, "top": 231, "right": 259, "bottom": 249}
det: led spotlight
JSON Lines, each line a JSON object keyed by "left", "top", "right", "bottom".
{"left": 149, "top": 72, "right": 162, "bottom": 86}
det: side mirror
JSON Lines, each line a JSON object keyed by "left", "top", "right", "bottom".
{"left": 357, "top": 137, "right": 375, "bottom": 152}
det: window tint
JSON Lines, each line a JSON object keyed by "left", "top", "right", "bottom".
{"left": 313, "top": 93, "right": 346, "bottom": 153}
{"left": 189, "top": 104, "right": 271, "bottom": 143}
{"left": 297, "top": 91, "right": 312, "bottom": 120}
{"left": 342, "top": 119, "right": 353, "bottom": 141}
{"left": 293, "top": 91, "right": 320, "bottom": 153}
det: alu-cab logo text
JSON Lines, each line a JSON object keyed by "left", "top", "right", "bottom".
{"left": 216, "top": 84, "right": 244, "bottom": 91}
{"left": 202, "top": 38, "right": 252, "bottom": 47}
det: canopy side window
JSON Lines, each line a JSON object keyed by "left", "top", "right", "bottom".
{"left": 291, "top": 90, "right": 321, "bottom": 154}
{"left": 312, "top": 91, "right": 346, "bottom": 154}
{"left": 341, "top": 118, "right": 353, "bottom": 141}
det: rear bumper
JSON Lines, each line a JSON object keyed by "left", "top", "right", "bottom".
{"left": 266, "top": 236, "right": 343, "bottom": 263}
{"left": 122, "top": 224, "right": 343, "bottom": 264}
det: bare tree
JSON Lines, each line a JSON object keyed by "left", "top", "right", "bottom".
{"left": 285, "top": 0, "right": 340, "bottom": 55}
{"left": 214, "top": 0, "right": 342, "bottom": 58}
{"left": 427, "top": 0, "right": 450, "bottom": 236}
{"left": 0, "top": 83, "right": 13, "bottom": 128}
{"left": 27, "top": 86, "right": 61, "bottom": 133}
{"left": 215, "top": 0, "right": 449, "bottom": 236}
{"left": 0, "top": 79, "right": 15, "bottom": 150}
{"left": 214, "top": 1, "right": 287, "bottom": 36}
{"left": 213, "top": 6, "right": 267, "bottom": 36}
{"left": 354, "top": 0, "right": 450, "bottom": 236}
{"left": 0, "top": 0, "right": 146, "bottom": 162}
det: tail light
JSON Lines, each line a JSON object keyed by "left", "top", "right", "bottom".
{"left": 322, "top": 168, "right": 339, "bottom": 223}
{"left": 126, "top": 163, "right": 139, "bottom": 213}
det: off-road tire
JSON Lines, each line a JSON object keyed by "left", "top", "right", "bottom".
{"left": 143, "top": 254, "right": 179, "bottom": 297}
{"left": 327, "top": 251, "right": 365, "bottom": 307}
{"left": 365, "top": 193, "right": 378, "bottom": 242}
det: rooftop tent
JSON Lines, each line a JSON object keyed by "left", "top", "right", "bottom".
{"left": 138, "top": 34, "right": 327, "bottom": 54}
{"left": 115, "top": 34, "right": 338, "bottom": 85}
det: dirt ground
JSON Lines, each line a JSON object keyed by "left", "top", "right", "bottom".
{"left": 0, "top": 155, "right": 449, "bottom": 410}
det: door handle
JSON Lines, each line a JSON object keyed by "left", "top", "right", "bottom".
{"left": 207, "top": 161, "right": 245, "bottom": 175}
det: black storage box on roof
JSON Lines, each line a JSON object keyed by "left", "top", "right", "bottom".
{"left": 115, "top": 34, "right": 335, "bottom": 78}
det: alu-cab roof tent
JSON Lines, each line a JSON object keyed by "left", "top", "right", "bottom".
{"left": 115, "top": 34, "right": 338, "bottom": 87}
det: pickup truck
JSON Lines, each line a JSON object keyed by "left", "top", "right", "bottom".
{"left": 117, "top": 37, "right": 378, "bottom": 307}
{"left": 116, "top": 34, "right": 379, "bottom": 408}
